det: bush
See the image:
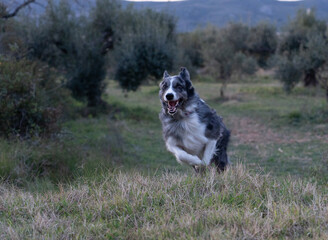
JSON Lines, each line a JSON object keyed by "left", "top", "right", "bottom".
{"left": 0, "top": 58, "right": 67, "bottom": 138}
{"left": 0, "top": 139, "right": 82, "bottom": 184}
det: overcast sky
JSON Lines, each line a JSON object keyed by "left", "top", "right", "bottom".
{"left": 126, "top": 0, "right": 186, "bottom": 2}
{"left": 125, "top": 0, "right": 304, "bottom": 2}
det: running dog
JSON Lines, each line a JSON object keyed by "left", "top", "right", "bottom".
{"left": 159, "top": 67, "right": 230, "bottom": 172}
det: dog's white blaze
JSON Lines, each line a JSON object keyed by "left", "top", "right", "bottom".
{"left": 164, "top": 78, "right": 178, "bottom": 101}
{"left": 181, "top": 113, "right": 207, "bottom": 157}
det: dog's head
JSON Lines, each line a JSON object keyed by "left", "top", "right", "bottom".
{"left": 159, "top": 67, "right": 195, "bottom": 115}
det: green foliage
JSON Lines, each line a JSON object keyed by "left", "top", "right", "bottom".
{"left": 299, "top": 33, "right": 328, "bottom": 72}
{"left": 28, "top": 0, "right": 107, "bottom": 107}
{"left": 0, "top": 58, "right": 66, "bottom": 138}
{"left": 66, "top": 38, "right": 106, "bottom": 107}
{"left": 276, "top": 9, "right": 328, "bottom": 90}
{"left": 275, "top": 55, "right": 303, "bottom": 92}
{"left": 91, "top": 0, "right": 120, "bottom": 39}
{"left": 114, "top": 9, "right": 177, "bottom": 91}
{"left": 27, "top": 0, "right": 178, "bottom": 101}
{"left": 0, "top": 7, "right": 26, "bottom": 58}
{"left": 233, "top": 52, "right": 257, "bottom": 76}
{"left": 247, "top": 22, "right": 278, "bottom": 67}
{"left": 223, "top": 22, "right": 250, "bottom": 52}
{"left": 201, "top": 24, "right": 258, "bottom": 97}
{"left": 279, "top": 9, "right": 326, "bottom": 55}
{"left": 202, "top": 26, "right": 233, "bottom": 80}
{"left": 0, "top": 139, "right": 82, "bottom": 184}
{"left": 178, "top": 30, "right": 204, "bottom": 69}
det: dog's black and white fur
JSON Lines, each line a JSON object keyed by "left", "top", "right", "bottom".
{"left": 159, "top": 67, "right": 230, "bottom": 172}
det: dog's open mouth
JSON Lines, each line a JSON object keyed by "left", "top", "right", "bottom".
{"left": 167, "top": 100, "right": 179, "bottom": 114}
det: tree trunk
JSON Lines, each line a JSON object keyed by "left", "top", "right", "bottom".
{"left": 87, "top": 95, "right": 106, "bottom": 108}
{"left": 220, "top": 86, "right": 225, "bottom": 98}
{"left": 304, "top": 69, "right": 318, "bottom": 87}
{"left": 220, "top": 80, "right": 227, "bottom": 98}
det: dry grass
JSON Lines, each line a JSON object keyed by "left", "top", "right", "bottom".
{"left": 1, "top": 164, "right": 328, "bottom": 239}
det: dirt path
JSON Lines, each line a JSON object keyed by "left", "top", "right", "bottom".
{"left": 228, "top": 116, "right": 328, "bottom": 145}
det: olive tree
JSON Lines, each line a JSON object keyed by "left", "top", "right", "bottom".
{"left": 276, "top": 9, "right": 327, "bottom": 88}
{"left": 114, "top": 9, "right": 177, "bottom": 91}
{"left": 202, "top": 25, "right": 257, "bottom": 98}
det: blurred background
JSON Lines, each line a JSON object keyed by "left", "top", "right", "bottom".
{"left": 1, "top": 0, "right": 328, "bottom": 189}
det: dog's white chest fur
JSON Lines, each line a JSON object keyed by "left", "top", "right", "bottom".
{"left": 179, "top": 113, "right": 208, "bottom": 157}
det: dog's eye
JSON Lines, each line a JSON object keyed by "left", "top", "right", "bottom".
{"left": 176, "top": 84, "right": 183, "bottom": 90}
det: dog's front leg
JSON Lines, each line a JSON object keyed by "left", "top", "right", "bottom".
{"left": 202, "top": 140, "right": 217, "bottom": 166}
{"left": 166, "top": 137, "right": 203, "bottom": 166}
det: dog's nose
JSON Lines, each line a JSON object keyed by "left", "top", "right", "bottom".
{"left": 166, "top": 93, "right": 174, "bottom": 101}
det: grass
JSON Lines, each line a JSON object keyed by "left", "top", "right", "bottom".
{"left": 105, "top": 80, "right": 328, "bottom": 181}
{"left": 1, "top": 165, "right": 328, "bottom": 239}
{"left": 1, "top": 77, "right": 328, "bottom": 238}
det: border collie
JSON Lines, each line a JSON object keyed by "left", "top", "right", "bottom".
{"left": 159, "top": 67, "right": 230, "bottom": 172}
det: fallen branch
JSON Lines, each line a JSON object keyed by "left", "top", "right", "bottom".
{"left": 1, "top": 0, "right": 35, "bottom": 19}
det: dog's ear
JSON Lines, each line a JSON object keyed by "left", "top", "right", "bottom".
{"left": 160, "top": 71, "right": 169, "bottom": 88}
{"left": 163, "top": 70, "right": 170, "bottom": 79}
{"left": 180, "top": 67, "right": 194, "bottom": 97}
{"left": 179, "top": 67, "right": 190, "bottom": 81}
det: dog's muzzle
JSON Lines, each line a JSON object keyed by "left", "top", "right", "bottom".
{"left": 167, "top": 100, "right": 179, "bottom": 115}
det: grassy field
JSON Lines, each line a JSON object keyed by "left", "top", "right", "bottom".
{"left": 1, "top": 77, "right": 328, "bottom": 238}
{"left": 105, "top": 79, "right": 328, "bottom": 182}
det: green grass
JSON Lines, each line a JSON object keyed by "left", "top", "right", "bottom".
{"left": 1, "top": 77, "right": 328, "bottom": 238}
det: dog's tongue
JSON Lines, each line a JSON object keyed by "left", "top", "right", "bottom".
{"left": 168, "top": 100, "right": 178, "bottom": 107}
{"left": 168, "top": 100, "right": 178, "bottom": 113}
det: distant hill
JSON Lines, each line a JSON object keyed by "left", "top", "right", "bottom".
{"left": 121, "top": 0, "right": 328, "bottom": 32}
{"left": 4, "top": 0, "right": 328, "bottom": 32}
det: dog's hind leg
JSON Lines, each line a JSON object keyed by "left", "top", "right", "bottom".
{"left": 202, "top": 140, "right": 217, "bottom": 166}
{"left": 212, "top": 128, "right": 230, "bottom": 172}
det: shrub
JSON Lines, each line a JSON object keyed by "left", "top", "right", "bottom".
{"left": 0, "top": 58, "right": 66, "bottom": 138}
{"left": 0, "top": 139, "right": 82, "bottom": 184}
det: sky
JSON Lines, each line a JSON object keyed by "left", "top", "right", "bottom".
{"left": 277, "top": 0, "right": 304, "bottom": 2}
{"left": 125, "top": 0, "right": 304, "bottom": 2}
{"left": 125, "top": 0, "right": 186, "bottom": 2}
